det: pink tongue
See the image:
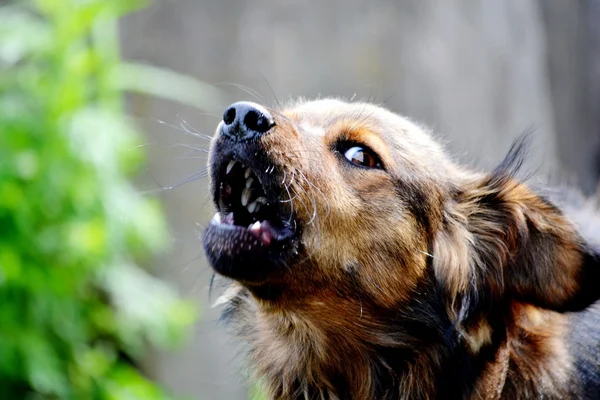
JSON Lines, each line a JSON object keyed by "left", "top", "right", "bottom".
{"left": 261, "top": 231, "right": 272, "bottom": 246}
{"left": 249, "top": 221, "right": 273, "bottom": 245}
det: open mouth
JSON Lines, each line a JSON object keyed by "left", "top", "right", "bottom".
{"left": 212, "top": 159, "right": 283, "bottom": 246}
{"left": 211, "top": 159, "right": 292, "bottom": 246}
{"left": 203, "top": 153, "right": 299, "bottom": 284}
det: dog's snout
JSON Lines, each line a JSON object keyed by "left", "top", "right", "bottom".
{"left": 221, "top": 101, "right": 275, "bottom": 141}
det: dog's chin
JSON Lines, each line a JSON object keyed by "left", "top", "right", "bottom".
{"left": 202, "top": 215, "right": 299, "bottom": 285}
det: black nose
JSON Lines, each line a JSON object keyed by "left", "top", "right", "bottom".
{"left": 221, "top": 101, "right": 275, "bottom": 141}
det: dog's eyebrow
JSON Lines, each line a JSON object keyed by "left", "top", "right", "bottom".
{"left": 299, "top": 121, "right": 327, "bottom": 137}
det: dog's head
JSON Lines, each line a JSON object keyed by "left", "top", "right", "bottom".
{"left": 203, "top": 99, "right": 600, "bottom": 348}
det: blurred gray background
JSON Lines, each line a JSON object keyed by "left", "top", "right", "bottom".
{"left": 120, "top": 1, "right": 600, "bottom": 399}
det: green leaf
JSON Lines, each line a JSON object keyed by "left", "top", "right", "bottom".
{"left": 0, "top": 0, "right": 214, "bottom": 398}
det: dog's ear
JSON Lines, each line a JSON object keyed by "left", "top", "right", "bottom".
{"left": 434, "top": 139, "right": 600, "bottom": 316}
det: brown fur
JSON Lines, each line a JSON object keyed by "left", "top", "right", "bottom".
{"left": 205, "top": 99, "right": 600, "bottom": 399}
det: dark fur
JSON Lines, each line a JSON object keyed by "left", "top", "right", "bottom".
{"left": 205, "top": 99, "right": 600, "bottom": 399}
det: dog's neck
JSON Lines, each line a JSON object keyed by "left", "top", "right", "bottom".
{"left": 223, "top": 280, "right": 576, "bottom": 399}
{"left": 224, "top": 282, "right": 504, "bottom": 399}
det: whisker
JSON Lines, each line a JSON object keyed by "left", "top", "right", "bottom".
{"left": 282, "top": 172, "right": 296, "bottom": 224}
{"left": 304, "top": 184, "right": 319, "bottom": 227}
{"left": 214, "top": 82, "right": 267, "bottom": 104}
{"left": 279, "top": 192, "right": 301, "bottom": 203}
{"left": 138, "top": 169, "right": 208, "bottom": 196}
{"left": 199, "top": 190, "right": 215, "bottom": 211}
{"left": 290, "top": 185, "right": 311, "bottom": 225}
{"left": 260, "top": 73, "right": 282, "bottom": 109}
{"left": 172, "top": 156, "right": 208, "bottom": 160}
{"left": 289, "top": 172, "right": 324, "bottom": 246}
{"left": 296, "top": 169, "right": 331, "bottom": 219}
{"left": 165, "top": 252, "right": 206, "bottom": 273}
{"left": 185, "top": 267, "right": 214, "bottom": 296}
{"left": 280, "top": 171, "right": 300, "bottom": 203}
{"left": 376, "top": 92, "right": 396, "bottom": 108}
{"left": 176, "top": 113, "right": 215, "bottom": 138}
{"left": 170, "top": 143, "right": 209, "bottom": 153}
{"left": 132, "top": 142, "right": 209, "bottom": 153}
{"left": 155, "top": 118, "right": 214, "bottom": 141}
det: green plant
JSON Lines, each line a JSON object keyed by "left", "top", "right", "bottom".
{"left": 0, "top": 0, "right": 197, "bottom": 398}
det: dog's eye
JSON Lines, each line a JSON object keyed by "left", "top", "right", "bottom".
{"left": 342, "top": 145, "right": 383, "bottom": 169}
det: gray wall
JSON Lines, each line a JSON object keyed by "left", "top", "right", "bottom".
{"left": 121, "top": 1, "right": 600, "bottom": 398}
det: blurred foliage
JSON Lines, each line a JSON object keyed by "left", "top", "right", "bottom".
{"left": 0, "top": 0, "right": 197, "bottom": 398}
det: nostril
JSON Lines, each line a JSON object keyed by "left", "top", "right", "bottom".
{"left": 223, "top": 107, "right": 236, "bottom": 125}
{"left": 243, "top": 110, "right": 272, "bottom": 133}
{"left": 221, "top": 101, "right": 275, "bottom": 141}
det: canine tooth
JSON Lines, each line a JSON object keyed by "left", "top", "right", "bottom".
{"left": 226, "top": 160, "right": 237, "bottom": 174}
{"left": 241, "top": 188, "right": 252, "bottom": 206}
{"left": 245, "top": 177, "right": 254, "bottom": 188}
{"left": 247, "top": 201, "right": 260, "bottom": 213}
{"left": 256, "top": 196, "right": 268, "bottom": 204}
{"left": 211, "top": 213, "right": 221, "bottom": 224}
{"left": 250, "top": 221, "right": 261, "bottom": 232}
{"left": 244, "top": 168, "right": 252, "bottom": 179}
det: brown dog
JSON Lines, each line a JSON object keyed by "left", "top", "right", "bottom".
{"left": 202, "top": 99, "right": 600, "bottom": 399}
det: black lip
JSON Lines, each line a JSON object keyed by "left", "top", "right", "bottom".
{"left": 203, "top": 135, "right": 301, "bottom": 284}
{"left": 202, "top": 222, "right": 296, "bottom": 283}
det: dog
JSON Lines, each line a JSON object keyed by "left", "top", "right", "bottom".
{"left": 202, "top": 99, "right": 600, "bottom": 399}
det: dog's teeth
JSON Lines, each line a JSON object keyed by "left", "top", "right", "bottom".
{"left": 241, "top": 188, "right": 252, "bottom": 206}
{"left": 256, "top": 196, "right": 268, "bottom": 204}
{"left": 248, "top": 201, "right": 260, "bottom": 213}
{"left": 211, "top": 213, "right": 221, "bottom": 224}
{"left": 250, "top": 221, "right": 261, "bottom": 232}
{"left": 226, "top": 160, "right": 237, "bottom": 175}
{"left": 244, "top": 168, "right": 252, "bottom": 179}
{"left": 245, "top": 177, "right": 254, "bottom": 188}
